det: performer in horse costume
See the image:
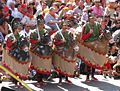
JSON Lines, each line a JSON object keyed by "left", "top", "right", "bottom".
{"left": 79, "top": 14, "right": 103, "bottom": 82}
{"left": 53, "top": 21, "right": 78, "bottom": 85}
{"left": 30, "top": 14, "right": 53, "bottom": 86}
{"left": 3, "top": 19, "right": 30, "bottom": 87}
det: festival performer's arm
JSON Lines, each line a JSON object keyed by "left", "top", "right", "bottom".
{"left": 6, "top": 38, "right": 13, "bottom": 50}
{"left": 53, "top": 33, "right": 65, "bottom": 46}
{"left": 6, "top": 34, "right": 17, "bottom": 50}
{"left": 30, "top": 31, "right": 40, "bottom": 45}
{"left": 81, "top": 24, "right": 93, "bottom": 41}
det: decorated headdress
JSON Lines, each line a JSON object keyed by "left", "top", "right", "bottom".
{"left": 62, "top": 20, "right": 69, "bottom": 26}
{"left": 37, "top": 14, "right": 44, "bottom": 25}
{"left": 11, "top": 18, "right": 22, "bottom": 31}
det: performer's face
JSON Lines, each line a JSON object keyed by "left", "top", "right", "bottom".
{"left": 25, "top": 25, "right": 30, "bottom": 32}
{"left": 62, "top": 25, "right": 70, "bottom": 30}
{"left": 14, "top": 27, "right": 21, "bottom": 34}
{"left": 38, "top": 23, "right": 44, "bottom": 30}
{"left": 16, "top": 27, "right": 21, "bottom": 33}
{"left": 101, "top": 19, "right": 107, "bottom": 26}
{"left": 89, "top": 17, "right": 95, "bottom": 23}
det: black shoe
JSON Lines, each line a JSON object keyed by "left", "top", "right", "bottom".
{"left": 109, "top": 75, "right": 112, "bottom": 78}
{"left": 103, "top": 74, "right": 107, "bottom": 78}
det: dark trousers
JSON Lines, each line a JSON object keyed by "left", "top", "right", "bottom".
{"left": 35, "top": 72, "right": 43, "bottom": 83}
{"left": 11, "top": 78, "right": 18, "bottom": 85}
{"left": 11, "top": 77, "right": 22, "bottom": 85}
{"left": 59, "top": 73, "right": 68, "bottom": 83}
{"left": 86, "top": 66, "right": 95, "bottom": 79}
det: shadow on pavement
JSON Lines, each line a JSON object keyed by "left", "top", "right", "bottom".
{"left": 42, "top": 82, "right": 88, "bottom": 91}
{"left": 82, "top": 80, "right": 120, "bottom": 91}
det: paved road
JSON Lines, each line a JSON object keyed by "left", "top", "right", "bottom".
{"left": 0, "top": 75, "right": 120, "bottom": 91}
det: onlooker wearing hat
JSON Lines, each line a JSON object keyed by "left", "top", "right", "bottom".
{"left": 44, "top": 7, "right": 61, "bottom": 30}
{"left": 73, "top": 0, "right": 84, "bottom": 16}
{"left": 2, "top": 6, "right": 14, "bottom": 23}
{"left": 104, "top": 0, "right": 117, "bottom": 18}
{"left": 3, "top": 6, "right": 10, "bottom": 18}
{"left": 66, "top": 2, "right": 74, "bottom": 10}
{"left": 18, "top": 4, "right": 27, "bottom": 16}
{"left": 21, "top": 6, "right": 36, "bottom": 28}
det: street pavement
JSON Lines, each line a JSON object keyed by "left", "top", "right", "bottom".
{"left": 0, "top": 75, "right": 120, "bottom": 91}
